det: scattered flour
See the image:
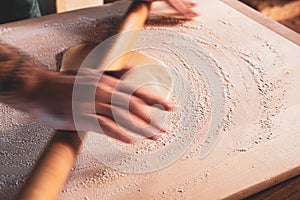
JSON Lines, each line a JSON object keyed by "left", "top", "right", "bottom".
{"left": 0, "top": 1, "right": 290, "bottom": 199}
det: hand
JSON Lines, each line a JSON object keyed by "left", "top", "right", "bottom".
{"left": 146, "top": 0, "right": 199, "bottom": 19}
{"left": 164, "top": 0, "right": 198, "bottom": 19}
{"left": 24, "top": 68, "right": 173, "bottom": 143}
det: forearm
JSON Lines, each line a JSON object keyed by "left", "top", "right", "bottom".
{"left": 0, "top": 42, "right": 47, "bottom": 109}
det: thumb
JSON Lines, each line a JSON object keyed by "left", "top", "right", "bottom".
{"left": 104, "top": 66, "right": 133, "bottom": 79}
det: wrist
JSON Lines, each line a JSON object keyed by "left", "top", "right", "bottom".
{"left": 20, "top": 69, "right": 58, "bottom": 103}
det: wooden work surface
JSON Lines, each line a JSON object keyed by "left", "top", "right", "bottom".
{"left": 0, "top": 0, "right": 299, "bottom": 199}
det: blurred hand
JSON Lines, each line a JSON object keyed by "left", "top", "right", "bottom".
{"left": 164, "top": 0, "right": 198, "bottom": 19}
{"left": 146, "top": 0, "right": 199, "bottom": 19}
{"left": 25, "top": 68, "right": 173, "bottom": 143}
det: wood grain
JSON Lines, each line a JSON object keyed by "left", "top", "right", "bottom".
{"left": 246, "top": 175, "right": 300, "bottom": 200}
{"left": 1, "top": 1, "right": 299, "bottom": 199}
{"left": 221, "top": 0, "right": 300, "bottom": 46}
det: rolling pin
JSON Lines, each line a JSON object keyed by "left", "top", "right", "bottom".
{"left": 17, "top": 1, "right": 151, "bottom": 199}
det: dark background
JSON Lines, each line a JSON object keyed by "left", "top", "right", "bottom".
{"left": 239, "top": 0, "right": 300, "bottom": 33}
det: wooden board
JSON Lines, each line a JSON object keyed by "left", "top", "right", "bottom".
{"left": 222, "top": 0, "right": 300, "bottom": 46}
{"left": 0, "top": 0, "right": 299, "bottom": 199}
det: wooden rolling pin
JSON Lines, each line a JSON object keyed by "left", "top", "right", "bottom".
{"left": 17, "top": 1, "right": 151, "bottom": 199}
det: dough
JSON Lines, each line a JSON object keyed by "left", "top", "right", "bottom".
{"left": 62, "top": 43, "right": 173, "bottom": 100}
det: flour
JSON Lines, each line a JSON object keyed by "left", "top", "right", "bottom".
{"left": 0, "top": 0, "right": 291, "bottom": 199}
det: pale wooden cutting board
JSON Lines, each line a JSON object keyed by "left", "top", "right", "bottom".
{"left": 0, "top": 0, "right": 299, "bottom": 199}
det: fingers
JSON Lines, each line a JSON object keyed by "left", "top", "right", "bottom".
{"left": 97, "top": 90, "right": 167, "bottom": 131}
{"left": 108, "top": 89, "right": 171, "bottom": 128}
{"left": 104, "top": 67, "right": 132, "bottom": 79}
{"left": 185, "top": 1, "right": 196, "bottom": 7}
{"left": 133, "top": 88, "right": 174, "bottom": 111}
{"left": 165, "top": 0, "right": 199, "bottom": 19}
{"left": 114, "top": 83, "right": 174, "bottom": 111}
{"left": 96, "top": 115, "right": 135, "bottom": 143}
{"left": 79, "top": 113, "right": 135, "bottom": 143}
{"left": 95, "top": 102, "right": 166, "bottom": 139}
{"left": 95, "top": 78, "right": 173, "bottom": 112}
